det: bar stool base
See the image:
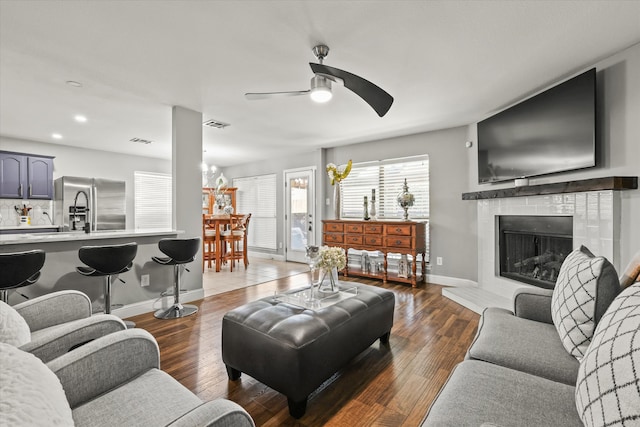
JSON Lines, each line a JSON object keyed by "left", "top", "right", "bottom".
{"left": 154, "top": 303, "right": 198, "bottom": 319}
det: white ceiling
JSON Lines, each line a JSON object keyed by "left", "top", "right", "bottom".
{"left": 1, "top": 1, "right": 639, "bottom": 168}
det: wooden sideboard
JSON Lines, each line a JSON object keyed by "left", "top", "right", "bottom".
{"left": 322, "top": 219, "right": 427, "bottom": 287}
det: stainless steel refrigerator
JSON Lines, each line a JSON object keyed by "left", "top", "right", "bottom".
{"left": 54, "top": 176, "right": 126, "bottom": 232}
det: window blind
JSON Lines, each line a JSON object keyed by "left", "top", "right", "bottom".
{"left": 341, "top": 155, "right": 429, "bottom": 220}
{"left": 341, "top": 155, "right": 430, "bottom": 261}
{"left": 134, "top": 171, "right": 172, "bottom": 229}
{"left": 233, "top": 174, "right": 277, "bottom": 250}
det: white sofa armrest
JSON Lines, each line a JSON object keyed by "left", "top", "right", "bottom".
{"left": 47, "top": 328, "right": 160, "bottom": 408}
{"left": 167, "top": 400, "right": 255, "bottom": 427}
{"left": 20, "top": 314, "right": 126, "bottom": 363}
{"left": 14, "top": 290, "right": 92, "bottom": 331}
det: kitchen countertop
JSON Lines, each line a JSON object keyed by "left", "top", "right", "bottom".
{"left": 0, "top": 225, "right": 61, "bottom": 230}
{"left": 0, "top": 228, "right": 183, "bottom": 245}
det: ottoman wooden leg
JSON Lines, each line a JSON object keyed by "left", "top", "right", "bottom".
{"left": 287, "top": 397, "right": 308, "bottom": 419}
{"left": 226, "top": 365, "right": 241, "bottom": 380}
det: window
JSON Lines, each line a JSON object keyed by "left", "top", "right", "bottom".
{"left": 341, "top": 155, "right": 429, "bottom": 220}
{"left": 134, "top": 171, "right": 172, "bottom": 229}
{"left": 341, "top": 155, "right": 429, "bottom": 261}
{"left": 233, "top": 174, "right": 277, "bottom": 250}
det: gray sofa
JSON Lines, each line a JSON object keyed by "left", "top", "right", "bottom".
{"left": 422, "top": 246, "right": 640, "bottom": 426}
{"left": 0, "top": 328, "right": 255, "bottom": 427}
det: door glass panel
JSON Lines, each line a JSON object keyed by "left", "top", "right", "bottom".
{"left": 289, "top": 176, "right": 309, "bottom": 251}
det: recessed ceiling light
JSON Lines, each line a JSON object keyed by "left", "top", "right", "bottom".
{"left": 52, "top": 133, "right": 62, "bottom": 139}
{"left": 74, "top": 115, "right": 87, "bottom": 123}
{"left": 66, "top": 80, "right": 83, "bottom": 87}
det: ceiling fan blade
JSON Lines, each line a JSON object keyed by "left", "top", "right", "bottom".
{"left": 245, "top": 90, "right": 310, "bottom": 100}
{"left": 309, "top": 63, "right": 394, "bottom": 117}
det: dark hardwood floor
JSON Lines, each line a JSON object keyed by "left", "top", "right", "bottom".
{"left": 127, "top": 274, "right": 479, "bottom": 426}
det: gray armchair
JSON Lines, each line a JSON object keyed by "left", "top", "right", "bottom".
{"left": 1, "top": 290, "right": 126, "bottom": 362}
{"left": 47, "top": 328, "right": 255, "bottom": 427}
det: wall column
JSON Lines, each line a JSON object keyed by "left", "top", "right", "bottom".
{"left": 172, "top": 106, "right": 203, "bottom": 290}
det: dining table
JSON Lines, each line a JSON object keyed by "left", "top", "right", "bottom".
{"left": 204, "top": 214, "right": 240, "bottom": 272}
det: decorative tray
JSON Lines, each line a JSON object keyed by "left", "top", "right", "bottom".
{"left": 272, "top": 282, "right": 358, "bottom": 310}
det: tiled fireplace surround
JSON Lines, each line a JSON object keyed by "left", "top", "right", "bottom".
{"left": 443, "top": 190, "right": 619, "bottom": 314}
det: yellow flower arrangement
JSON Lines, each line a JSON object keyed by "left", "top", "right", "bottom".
{"left": 326, "top": 160, "right": 353, "bottom": 185}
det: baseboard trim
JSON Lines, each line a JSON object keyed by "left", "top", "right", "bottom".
{"left": 111, "top": 289, "right": 205, "bottom": 319}
{"left": 425, "top": 274, "right": 477, "bottom": 288}
{"left": 248, "top": 251, "right": 286, "bottom": 262}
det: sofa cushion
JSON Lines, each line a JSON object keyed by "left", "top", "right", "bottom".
{"left": 551, "top": 245, "right": 620, "bottom": 360}
{"left": 619, "top": 250, "right": 640, "bottom": 289}
{"left": 422, "top": 360, "right": 582, "bottom": 427}
{"left": 467, "top": 307, "right": 579, "bottom": 385}
{"left": 575, "top": 283, "right": 640, "bottom": 427}
{"left": 72, "top": 368, "right": 202, "bottom": 427}
{"left": 0, "top": 342, "right": 74, "bottom": 426}
{"left": 0, "top": 300, "right": 31, "bottom": 347}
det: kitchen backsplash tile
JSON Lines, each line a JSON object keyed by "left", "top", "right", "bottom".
{"left": 0, "top": 199, "right": 54, "bottom": 226}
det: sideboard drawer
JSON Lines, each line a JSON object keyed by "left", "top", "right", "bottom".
{"left": 345, "top": 223, "right": 364, "bottom": 233}
{"left": 364, "top": 224, "right": 383, "bottom": 234}
{"left": 324, "top": 222, "right": 344, "bottom": 233}
{"left": 324, "top": 233, "right": 344, "bottom": 244}
{"left": 364, "top": 235, "right": 383, "bottom": 245}
{"left": 386, "top": 236, "right": 412, "bottom": 248}
{"left": 386, "top": 225, "right": 412, "bottom": 236}
{"left": 346, "top": 235, "right": 363, "bottom": 245}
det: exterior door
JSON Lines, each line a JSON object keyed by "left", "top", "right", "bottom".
{"left": 284, "top": 167, "right": 315, "bottom": 263}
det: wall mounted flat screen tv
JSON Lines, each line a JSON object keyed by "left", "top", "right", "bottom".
{"left": 478, "top": 68, "right": 596, "bottom": 184}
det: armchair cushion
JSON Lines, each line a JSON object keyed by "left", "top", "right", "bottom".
{"left": 0, "top": 342, "right": 74, "bottom": 426}
{"left": 575, "top": 283, "right": 640, "bottom": 427}
{"left": 551, "top": 245, "right": 620, "bottom": 360}
{"left": 0, "top": 300, "right": 30, "bottom": 347}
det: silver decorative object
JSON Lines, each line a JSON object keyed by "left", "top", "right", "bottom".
{"left": 396, "top": 178, "right": 415, "bottom": 220}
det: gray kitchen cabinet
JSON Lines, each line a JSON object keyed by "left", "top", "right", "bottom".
{"left": 0, "top": 151, "right": 54, "bottom": 199}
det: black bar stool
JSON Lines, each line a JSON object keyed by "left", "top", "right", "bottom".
{"left": 152, "top": 237, "right": 200, "bottom": 319}
{"left": 0, "top": 250, "right": 45, "bottom": 303}
{"left": 76, "top": 242, "right": 137, "bottom": 318}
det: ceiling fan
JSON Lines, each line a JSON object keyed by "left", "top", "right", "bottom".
{"left": 245, "top": 45, "right": 394, "bottom": 117}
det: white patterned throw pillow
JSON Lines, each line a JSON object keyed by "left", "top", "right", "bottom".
{"left": 575, "top": 283, "right": 640, "bottom": 427}
{"left": 0, "top": 300, "right": 31, "bottom": 347}
{"left": 551, "top": 246, "right": 619, "bottom": 360}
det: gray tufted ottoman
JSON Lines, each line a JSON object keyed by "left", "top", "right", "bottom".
{"left": 222, "top": 282, "right": 395, "bottom": 418}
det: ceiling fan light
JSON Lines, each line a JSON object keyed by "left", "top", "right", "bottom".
{"left": 310, "top": 75, "right": 332, "bottom": 103}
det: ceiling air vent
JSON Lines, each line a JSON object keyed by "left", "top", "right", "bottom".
{"left": 130, "top": 137, "right": 153, "bottom": 145}
{"left": 203, "top": 119, "right": 230, "bottom": 129}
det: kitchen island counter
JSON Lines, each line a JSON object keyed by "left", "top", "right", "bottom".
{"left": 0, "top": 228, "right": 182, "bottom": 245}
{"left": 0, "top": 228, "right": 203, "bottom": 318}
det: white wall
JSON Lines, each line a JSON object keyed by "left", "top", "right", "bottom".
{"left": 0, "top": 136, "right": 171, "bottom": 229}
{"left": 466, "top": 42, "right": 640, "bottom": 272}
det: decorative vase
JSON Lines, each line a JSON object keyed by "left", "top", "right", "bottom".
{"left": 319, "top": 266, "right": 339, "bottom": 294}
{"left": 333, "top": 184, "right": 341, "bottom": 219}
{"left": 370, "top": 189, "right": 377, "bottom": 220}
{"left": 19, "top": 216, "right": 29, "bottom": 226}
{"left": 363, "top": 196, "right": 370, "bottom": 220}
{"left": 397, "top": 178, "right": 415, "bottom": 220}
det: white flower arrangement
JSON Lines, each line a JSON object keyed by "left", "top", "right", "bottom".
{"left": 316, "top": 246, "right": 346, "bottom": 270}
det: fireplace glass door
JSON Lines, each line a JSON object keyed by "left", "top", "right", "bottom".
{"left": 498, "top": 215, "right": 573, "bottom": 289}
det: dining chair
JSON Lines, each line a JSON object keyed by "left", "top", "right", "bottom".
{"left": 221, "top": 213, "right": 251, "bottom": 272}
{"left": 202, "top": 214, "right": 218, "bottom": 269}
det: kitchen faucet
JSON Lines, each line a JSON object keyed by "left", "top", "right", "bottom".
{"left": 72, "top": 190, "right": 91, "bottom": 233}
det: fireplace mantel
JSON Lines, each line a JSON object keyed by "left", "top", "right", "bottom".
{"left": 462, "top": 176, "right": 637, "bottom": 200}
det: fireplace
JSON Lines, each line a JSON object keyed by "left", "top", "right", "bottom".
{"left": 498, "top": 215, "right": 573, "bottom": 289}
